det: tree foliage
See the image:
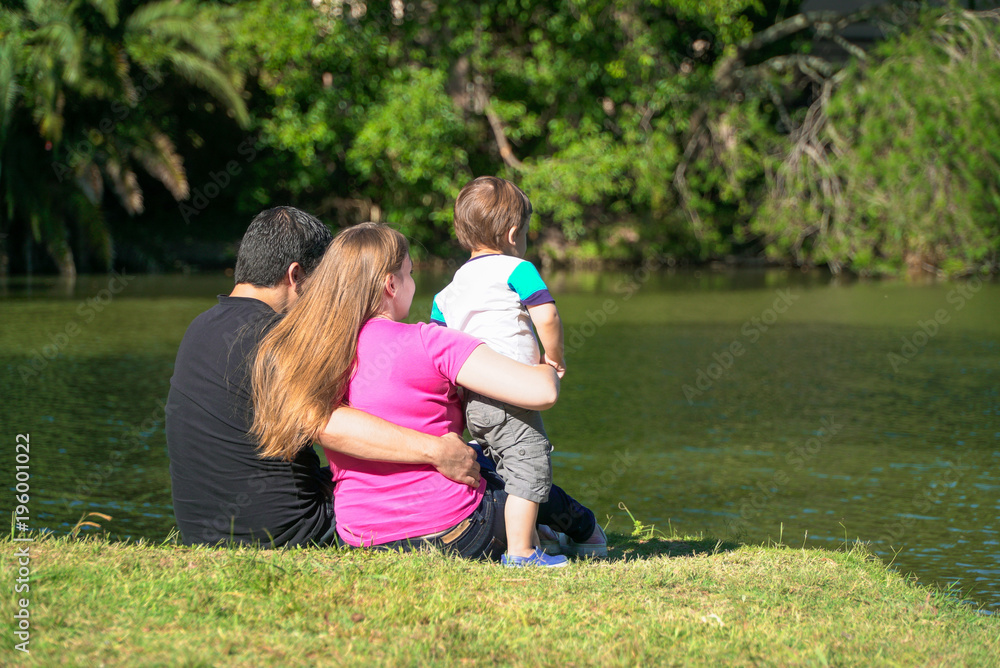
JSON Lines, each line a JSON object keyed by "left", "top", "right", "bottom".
{"left": 752, "top": 8, "right": 1000, "bottom": 277}
{"left": 226, "top": 0, "right": 772, "bottom": 262}
{"left": 3, "top": 1, "right": 998, "bottom": 277}
{"left": 0, "top": 0, "right": 248, "bottom": 275}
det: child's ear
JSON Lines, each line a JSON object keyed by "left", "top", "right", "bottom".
{"left": 384, "top": 272, "right": 397, "bottom": 298}
{"left": 507, "top": 225, "right": 519, "bottom": 246}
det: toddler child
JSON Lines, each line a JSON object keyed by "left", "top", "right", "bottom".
{"left": 432, "top": 176, "right": 567, "bottom": 567}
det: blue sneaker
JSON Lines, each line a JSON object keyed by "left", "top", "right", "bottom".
{"left": 501, "top": 547, "right": 569, "bottom": 568}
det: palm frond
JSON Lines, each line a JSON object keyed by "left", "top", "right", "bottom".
{"left": 76, "top": 161, "right": 104, "bottom": 204}
{"left": 35, "top": 92, "right": 66, "bottom": 142}
{"left": 85, "top": 0, "right": 120, "bottom": 28}
{"left": 23, "top": 0, "right": 57, "bottom": 23}
{"left": 123, "top": 0, "right": 197, "bottom": 30}
{"left": 0, "top": 39, "right": 21, "bottom": 146}
{"left": 111, "top": 46, "right": 138, "bottom": 105}
{"left": 31, "top": 19, "right": 84, "bottom": 87}
{"left": 125, "top": 0, "right": 221, "bottom": 57}
{"left": 132, "top": 131, "right": 188, "bottom": 201}
{"left": 166, "top": 51, "right": 249, "bottom": 127}
{"left": 122, "top": 1, "right": 248, "bottom": 127}
{"left": 104, "top": 157, "right": 143, "bottom": 214}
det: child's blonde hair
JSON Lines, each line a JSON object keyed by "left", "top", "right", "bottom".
{"left": 453, "top": 176, "right": 532, "bottom": 252}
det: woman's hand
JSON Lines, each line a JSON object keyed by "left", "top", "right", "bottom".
{"left": 455, "top": 345, "right": 560, "bottom": 410}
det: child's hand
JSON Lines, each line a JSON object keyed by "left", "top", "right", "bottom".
{"left": 544, "top": 353, "right": 566, "bottom": 379}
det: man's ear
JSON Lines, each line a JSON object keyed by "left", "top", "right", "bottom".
{"left": 286, "top": 262, "right": 305, "bottom": 290}
{"left": 507, "top": 225, "right": 519, "bottom": 247}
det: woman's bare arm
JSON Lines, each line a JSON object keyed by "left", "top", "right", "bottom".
{"left": 455, "top": 345, "right": 560, "bottom": 410}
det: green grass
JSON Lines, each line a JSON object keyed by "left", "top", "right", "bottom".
{"left": 2, "top": 528, "right": 997, "bottom": 666}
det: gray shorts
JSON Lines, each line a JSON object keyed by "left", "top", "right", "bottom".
{"left": 465, "top": 391, "right": 552, "bottom": 504}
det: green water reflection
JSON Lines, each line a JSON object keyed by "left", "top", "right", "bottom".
{"left": 1, "top": 270, "right": 997, "bottom": 612}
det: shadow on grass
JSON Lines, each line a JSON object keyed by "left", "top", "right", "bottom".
{"left": 602, "top": 532, "right": 741, "bottom": 562}
{"left": 590, "top": 504, "right": 741, "bottom": 562}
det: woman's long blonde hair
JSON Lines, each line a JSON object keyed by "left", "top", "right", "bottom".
{"left": 251, "top": 222, "right": 409, "bottom": 460}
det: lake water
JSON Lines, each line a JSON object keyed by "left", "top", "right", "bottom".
{"left": 1, "top": 269, "right": 997, "bottom": 612}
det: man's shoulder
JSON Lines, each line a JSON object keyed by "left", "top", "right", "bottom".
{"left": 171, "top": 297, "right": 280, "bottom": 386}
{"left": 183, "top": 297, "right": 278, "bottom": 343}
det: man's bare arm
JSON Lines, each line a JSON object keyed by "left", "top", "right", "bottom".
{"left": 316, "top": 407, "right": 480, "bottom": 487}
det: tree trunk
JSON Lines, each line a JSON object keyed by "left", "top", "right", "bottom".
{"left": 48, "top": 242, "right": 77, "bottom": 280}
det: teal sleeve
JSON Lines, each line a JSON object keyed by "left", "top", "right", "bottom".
{"left": 507, "top": 261, "right": 554, "bottom": 306}
{"left": 430, "top": 296, "right": 446, "bottom": 326}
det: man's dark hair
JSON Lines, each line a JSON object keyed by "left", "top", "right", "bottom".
{"left": 234, "top": 207, "right": 333, "bottom": 287}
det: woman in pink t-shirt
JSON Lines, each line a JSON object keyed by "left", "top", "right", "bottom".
{"left": 250, "top": 223, "right": 603, "bottom": 565}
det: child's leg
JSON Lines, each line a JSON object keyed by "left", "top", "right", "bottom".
{"left": 466, "top": 394, "right": 554, "bottom": 556}
{"left": 505, "top": 495, "right": 539, "bottom": 558}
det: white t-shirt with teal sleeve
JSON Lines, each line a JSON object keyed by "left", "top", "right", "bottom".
{"left": 431, "top": 254, "right": 554, "bottom": 366}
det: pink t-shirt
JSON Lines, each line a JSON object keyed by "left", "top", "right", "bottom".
{"left": 325, "top": 318, "right": 485, "bottom": 546}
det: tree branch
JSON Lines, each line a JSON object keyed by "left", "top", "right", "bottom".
{"left": 474, "top": 86, "right": 525, "bottom": 171}
{"left": 714, "top": 2, "right": 918, "bottom": 91}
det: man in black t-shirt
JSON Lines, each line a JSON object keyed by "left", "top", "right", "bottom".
{"left": 165, "top": 207, "right": 479, "bottom": 547}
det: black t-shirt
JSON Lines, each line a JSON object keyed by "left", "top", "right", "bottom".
{"left": 165, "top": 295, "right": 333, "bottom": 547}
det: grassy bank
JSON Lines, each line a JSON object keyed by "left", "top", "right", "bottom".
{"left": 2, "top": 530, "right": 997, "bottom": 666}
